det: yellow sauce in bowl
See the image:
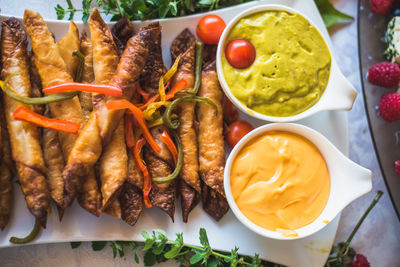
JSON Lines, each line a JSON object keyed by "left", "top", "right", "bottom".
{"left": 230, "top": 131, "right": 330, "bottom": 233}
{"left": 221, "top": 11, "right": 331, "bottom": 117}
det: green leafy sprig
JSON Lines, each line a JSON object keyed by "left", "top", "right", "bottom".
{"left": 55, "top": 0, "right": 353, "bottom": 26}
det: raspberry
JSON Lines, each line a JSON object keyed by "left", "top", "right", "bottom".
{"left": 378, "top": 92, "right": 400, "bottom": 122}
{"left": 348, "top": 254, "right": 370, "bottom": 267}
{"left": 370, "top": 0, "right": 395, "bottom": 15}
{"left": 368, "top": 62, "right": 400, "bottom": 88}
{"left": 395, "top": 160, "right": 400, "bottom": 175}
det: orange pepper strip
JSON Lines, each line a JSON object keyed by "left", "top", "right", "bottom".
{"left": 136, "top": 83, "right": 150, "bottom": 102}
{"left": 165, "top": 79, "right": 187, "bottom": 100}
{"left": 43, "top": 82, "right": 123, "bottom": 97}
{"left": 124, "top": 113, "right": 135, "bottom": 149}
{"left": 13, "top": 106, "right": 80, "bottom": 134}
{"left": 105, "top": 99, "right": 161, "bottom": 153}
{"left": 133, "top": 137, "right": 152, "bottom": 208}
{"left": 160, "top": 130, "right": 178, "bottom": 166}
{"left": 139, "top": 79, "right": 187, "bottom": 111}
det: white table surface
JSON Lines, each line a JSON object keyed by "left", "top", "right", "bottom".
{"left": 0, "top": 0, "right": 399, "bottom": 266}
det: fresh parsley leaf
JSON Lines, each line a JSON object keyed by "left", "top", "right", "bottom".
{"left": 314, "top": 0, "right": 353, "bottom": 28}
{"left": 190, "top": 250, "right": 204, "bottom": 264}
{"left": 199, "top": 228, "right": 210, "bottom": 249}
{"left": 55, "top": 5, "right": 66, "bottom": 20}
{"left": 91, "top": 241, "right": 108, "bottom": 251}
{"left": 70, "top": 241, "right": 81, "bottom": 249}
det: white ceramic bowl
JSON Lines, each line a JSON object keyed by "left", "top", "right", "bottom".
{"left": 216, "top": 4, "right": 357, "bottom": 122}
{"left": 224, "top": 123, "right": 372, "bottom": 240}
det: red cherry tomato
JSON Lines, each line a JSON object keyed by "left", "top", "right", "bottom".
{"left": 225, "top": 120, "right": 254, "bottom": 148}
{"left": 223, "top": 98, "right": 239, "bottom": 124}
{"left": 225, "top": 38, "right": 256, "bottom": 69}
{"left": 196, "top": 15, "right": 226, "bottom": 44}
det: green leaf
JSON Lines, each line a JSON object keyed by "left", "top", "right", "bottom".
{"left": 55, "top": 5, "right": 66, "bottom": 20}
{"left": 252, "top": 253, "right": 261, "bottom": 267}
{"left": 199, "top": 228, "right": 210, "bottom": 249}
{"left": 70, "top": 242, "right": 81, "bottom": 249}
{"left": 190, "top": 251, "right": 204, "bottom": 264}
{"left": 314, "top": 0, "right": 353, "bottom": 28}
{"left": 91, "top": 241, "right": 107, "bottom": 251}
{"left": 134, "top": 251, "right": 140, "bottom": 264}
{"left": 164, "top": 233, "right": 184, "bottom": 259}
{"left": 206, "top": 256, "right": 220, "bottom": 267}
{"left": 144, "top": 250, "right": 157, "bottom": 266}
{"left": 143, "top": 237, "right": 156, "bottom": 251}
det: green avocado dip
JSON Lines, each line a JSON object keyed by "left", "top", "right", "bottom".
{"left": 222, "top": 11, "right": 331, "bottom": 117}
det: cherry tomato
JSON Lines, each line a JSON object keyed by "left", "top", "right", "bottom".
{"left": 225, "top": 120, "right": 254, "bottom": 148}
{"left": 223, "top": 98, "right": 239, "bottom": 124}
{"left": 196, "top": 15, "right": 226, "bottom": 44}
{"left": 225, "top": 38, "right": 256, "bottom": 69}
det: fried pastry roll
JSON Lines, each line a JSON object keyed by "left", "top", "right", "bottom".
{"left": 79, "top": 32, "right": 94, "bottom": 121}
{"left": 62, "top": 10, "right": 159, "bottom": 207}
{"left": 197, "top": 60, "right": 229, "bottom": 221}
{"left": 170, "top": 29, "right": 201, "bottom": 222}
{"left": 136, "top": 24, "right": 176, "bottom": 220}
{"left": 111, "top": 17, "right": 135, "bottom": 57}
{"left": 56, "top": 21, "right": 80, "bottom": 79}
{"left": 119, "top": 180, "right": 142, "bottom": 225}
{"left": 0, "top": 99, "right": 12, "bottom": 230}
{"left": 98, "top": 18, "right": 136, "bottom": 215}
{"left": 24, "top": 10, "right": 84, "bottom": 162}
{"left": 1, "top": 18, "right": 50, "bottom": 227}
{"left": 28, "top": 51, "right": 45, "bottom": 115}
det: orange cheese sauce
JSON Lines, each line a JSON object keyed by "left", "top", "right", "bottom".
{"left": 230, "top": 131, "right": 330, "bottom": 232}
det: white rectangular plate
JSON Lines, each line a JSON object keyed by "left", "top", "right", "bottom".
{"left": 0, "top": 1, "right": 348, "bottom": 266}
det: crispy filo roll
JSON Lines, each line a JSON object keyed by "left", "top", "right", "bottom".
{"left": 98, "top": 18, "right": 136, "bottom": 216}
{"left": 1, "top": 18, "right": 50, "bottom": 228}
{"left": 138, "top": 24, "right": 176, "bottom": 220}
{"left": 170, "top": 29, "right": 201, "bottom": 222}
{"left": 28, "top": 51, "right": 45, "bottom": 115}
{"left": 0, "top": 100, "right": 12, "bottom": 230}
{"left": 197, "top": 59, "right": 229, "bottom": 221}
{"left": 62, "top": 9, "right": 159, "bottom": 207}
{"left": 79, "top": 32, "right": 94, "bottom": 121}
{"left": 24, "top": 10, "right": 84, "bottom": 166}
{"left": 56, "top": 21, "right": 79, "bottom": 79}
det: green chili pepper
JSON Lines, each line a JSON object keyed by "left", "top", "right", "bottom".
{"left": 0, "top": 75, "right": 78, "bottom": 105}
{"left": 177, "top": 41, "right": 203, "bottom": 95}
{"left": 9, "top": 219, "right": 40, "bottom": 244}
{"left": 153, "top": 131, "right": 183, "bottom": 184}
{"left": 72, "top": 50, "right": 84, "bottom": 83}
{"left": 163, "top": 95, "right": 217, "bottom": 129}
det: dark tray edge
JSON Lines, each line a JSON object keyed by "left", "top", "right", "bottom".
{"left": 357, "top": 0, "right": 400, "bottom": 220}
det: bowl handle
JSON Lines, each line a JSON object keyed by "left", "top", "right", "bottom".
{"left": 318, "top": 69, "right": 358, "bottom": 111}
{"left": 333, "top": 157, "right": 372, "bottom": 214}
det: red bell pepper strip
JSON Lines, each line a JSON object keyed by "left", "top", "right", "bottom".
{"left": 160, "top": 130, "right": 178, "bottom": 166}
{"left": 105, "top": 99, "right": 161, "bottom": 153}
{"left": 136, "top": 83, "right": 150, "bottom": 103}
{"left": 43, "top": 82, "right": 123, "bottom": 97}
{"left": 124, "top": 113, "right": 135, "bottom": 149}
{"left": 133, "top": 137, "right": 152, "bottom": 208}
{"left": 13, "top": 106, "right": 80, "bottom": 134}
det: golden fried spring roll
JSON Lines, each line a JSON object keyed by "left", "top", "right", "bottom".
{"left": 42, "top": 108, "right": 65, "bottom": 213}
{"left": 56, "top": 21, "right": 79, "bottom": 79}
{"left": 62, "top": 11, "right": 159, "bottom": 207}
{"left": 197, "top": 60, "right": 229, "bottom": 221}
{"left": 24, "top": 10, "right": 84, "bottom": 161}
{"left": 79, "top": 32, "right": 94, "bottom": 121}
{"left": 99, "top": 119, "right": 127, "bottom": 211}
{"left": 170, "top": 29, "right": 201, "bottom": 222}
{"left": 0, "top": 98, "right": 12, "bottom": 230}
{"left": 1, "top": 18, "right": 50, "bottom": 228}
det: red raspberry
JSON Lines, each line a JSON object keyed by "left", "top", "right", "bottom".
{"left": 378, "top": 92, "right": 400, "bottom": 122}
{"left": 348, "top": 254, "right": 370, "bottom": 267}
{"left": 395, "top": 160, "right": 400, "bottom": 175}
{"left": 368, "top": 62, "right": 400, "bottom": 88}
{"left": 370, "top": 0, "right": 395, "bottom": 15}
